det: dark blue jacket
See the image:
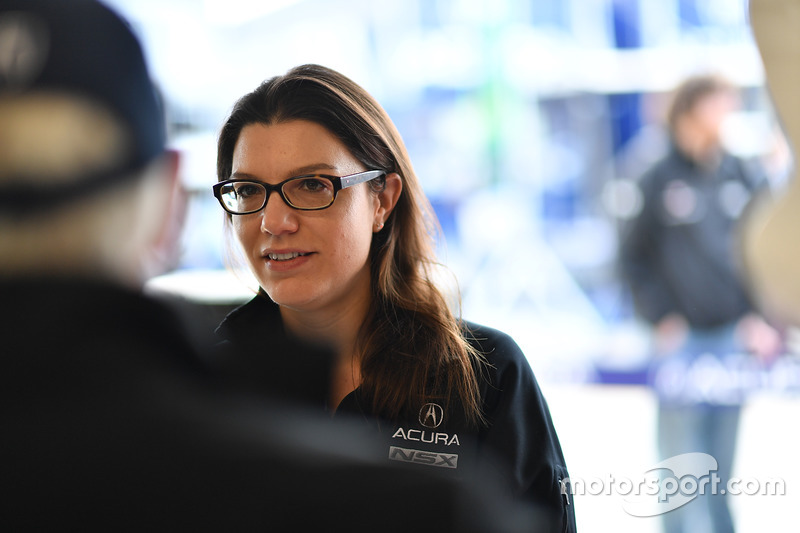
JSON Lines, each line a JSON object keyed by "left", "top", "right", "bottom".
{"left": 619, "top": 144, "right": 765, "bottom": 328}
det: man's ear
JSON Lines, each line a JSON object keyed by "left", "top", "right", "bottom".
{"left": 374, "top": 172, "right": 402, "bottom": 229}
{"left": 141, "top": 149, "right": 186, "bottom": 278}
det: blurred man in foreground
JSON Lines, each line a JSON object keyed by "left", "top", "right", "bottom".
{"left": 0, "top": 1, "right": 538, "bottom": 531}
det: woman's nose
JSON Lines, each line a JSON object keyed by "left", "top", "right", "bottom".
{"left": 260, "top": 191, "right": 299, "bottom": 235}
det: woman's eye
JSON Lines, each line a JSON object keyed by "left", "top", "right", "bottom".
{"left": 298, "top": 178, "right": 331, "bottom": 193}
{"left": 236, "top": 184, "right": 261, "bottom": 197}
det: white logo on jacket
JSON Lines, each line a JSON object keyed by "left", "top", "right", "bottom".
{"left": 391, "top": 427, "right": 460, "bottom": 446}
{"left": 419, "top": 402, "right": 444, "bottom": 428}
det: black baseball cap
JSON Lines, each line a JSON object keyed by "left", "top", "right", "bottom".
{"left": 0, "top": 0, "right": 166, "bottom": 213}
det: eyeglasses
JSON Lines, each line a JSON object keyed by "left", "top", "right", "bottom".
{"left": 212, "top": 170, "right": 385, "bottom": 215}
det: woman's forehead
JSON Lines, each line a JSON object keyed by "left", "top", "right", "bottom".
{"left": 231, "top": 120, "right": 362, "bottom": 178}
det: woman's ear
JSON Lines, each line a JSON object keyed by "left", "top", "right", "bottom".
{"left": 374, "top": 172, "right": 402, "bottom": 229}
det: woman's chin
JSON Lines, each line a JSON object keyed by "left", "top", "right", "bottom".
{"left": 264, "top": 287, "right": 316, "bottom": 311}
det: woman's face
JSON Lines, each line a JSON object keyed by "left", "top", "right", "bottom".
{"left": 230, "top": 120, "right": 382, "bottom": 315}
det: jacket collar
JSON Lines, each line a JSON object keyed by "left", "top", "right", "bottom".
{"left": 215, "top": 290, "right": 283, "bottom": 343}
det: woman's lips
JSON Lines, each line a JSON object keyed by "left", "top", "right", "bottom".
{"left": 266, "top": 251, "right": 309, "bottom": 261}
{"left": 261, "top": 250, "right": 313, "bottom": 271}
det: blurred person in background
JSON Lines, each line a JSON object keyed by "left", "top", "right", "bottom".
{"left": 212, "top": 63, "right": 576, "bottom": 532}
{"left": 619, "top": 74, "right": 782, "bottom": 533}
{"left": 0, "top": 2, "right": 540, "bottom": 531}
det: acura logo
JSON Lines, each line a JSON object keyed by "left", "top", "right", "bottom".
{"left": 419, "top": 403, "right": 444, "bottom": 429}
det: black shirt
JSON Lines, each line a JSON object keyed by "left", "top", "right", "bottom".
{"left": 216, "top": 293, "right": 577, "bottom": 532}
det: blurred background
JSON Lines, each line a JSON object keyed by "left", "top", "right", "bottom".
{"left": 105, "top": 0, "right": 799, "bottom": 530}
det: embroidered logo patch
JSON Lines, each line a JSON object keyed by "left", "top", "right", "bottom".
{"left": 418, "top": 402, "right": 444, "bottom": 428}
{"left": 389, "top": 446, "right": 458, "bottom": 468}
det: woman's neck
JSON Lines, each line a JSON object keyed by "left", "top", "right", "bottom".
{"left": 279, "top": 293, "right": 370, "bottom": 409}
{"left": 280, "top": 296, "right": 366, "bottom": 352}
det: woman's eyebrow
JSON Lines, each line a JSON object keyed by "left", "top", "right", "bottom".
{"left": 289, "top": 163, "right": 339, "bottom": 175}
{"left": 229, "top": 164, "right": 339, "bottom": 181}
{"left": 229, "top": 171, "right": 258, "bottom": 179}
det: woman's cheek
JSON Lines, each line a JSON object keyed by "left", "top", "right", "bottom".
{"left": 233, "top": 217, "right": 256, "bottom": 250}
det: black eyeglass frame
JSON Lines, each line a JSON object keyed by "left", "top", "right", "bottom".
{"left": 212, "top": 169, "right": 386, "bottom": 214}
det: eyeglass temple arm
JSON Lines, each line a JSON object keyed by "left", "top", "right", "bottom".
{"left": 339, "top": 170, "right": 385, "bottom": 189}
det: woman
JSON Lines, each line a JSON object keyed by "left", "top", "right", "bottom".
{"left": 213, "top": 64, "right": 575, "bottom": 531}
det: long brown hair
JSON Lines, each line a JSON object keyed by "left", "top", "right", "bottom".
{"left": 217, "top": 64, "right": 485, "bottom": 426}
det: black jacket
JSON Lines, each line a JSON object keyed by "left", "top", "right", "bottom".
{"left": 2, "top": 278, "right": 542, "bottom": 532}
{"left": 619, "top": 144, "right": 764, "bottom": 328}
{"left": 216, "top": 293, "right": 577, "bottom": 532}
